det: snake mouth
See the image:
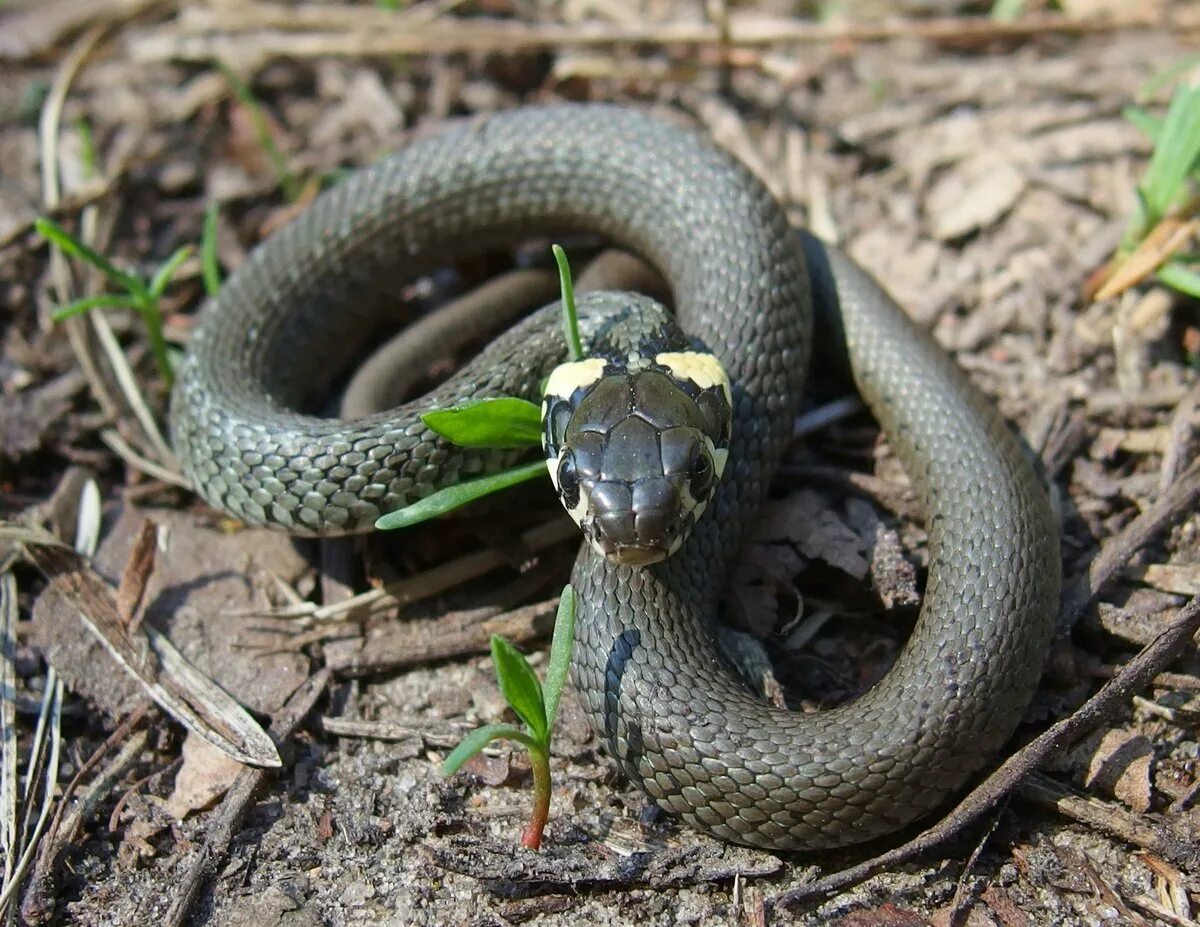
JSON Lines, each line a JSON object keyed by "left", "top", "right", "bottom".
{"left": 602, "top": 544, "right": 668, "bottom": 567}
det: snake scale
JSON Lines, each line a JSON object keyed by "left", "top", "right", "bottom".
{"left": 171, "top": 105, "right": 1060, "bottom": 850}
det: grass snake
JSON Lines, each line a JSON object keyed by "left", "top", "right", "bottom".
{"left": 171, "top": 104, "right": 1060, "bottom": 850}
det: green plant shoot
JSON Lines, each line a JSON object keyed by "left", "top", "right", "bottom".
{"left": 374, "top": 245, "right": 586, "bottom": 531}
{"left": 37, "top": 217, "right": 187, "bottom": 388}
{"left": 442, "top": 586, "right": 577, "bottom": 849}
{"left": 1121, "top": 81, "right": 1200, "bottom": 251}
{"left": 551, "top": 244, "right": 584, "bottom": 361}
{"left": 1098, "top": 70, "right": 1200, "bottom": 301}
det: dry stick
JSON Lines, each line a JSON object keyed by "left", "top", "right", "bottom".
{"left": 130, "top": 8, "right": 1194, "bottom": 63}
{"left": 20, "top": 730, "right": 151, "bottom": 926}
{"left": 946, "top": 809, "right": 1005, "bottom": 927}
{"left": 33, "top": 702, "right": 153, "bottom": 875}
{"left": 1060, "top": 456, "right": 1200, "bottom": 633}
{"left": 1159, "top": 381, "right": 1199, "bottom": 492}
{"left": 255, "top": 519, "right": 576, "bottom": 622}
{"left": 1017, "top": 773, "right": 1200, "bottom": 873}
{"left": 37, "top": 24, "right": 177, "bottom": 469}
{"left": 0, "top": 573, "right": 18, "bottom": 891}
{"left": 328, "top": 596, "right": 560, "bottom": 677}
{"left": 770, "top": 595, "right": 1200, "bottom": 911}
{"left": 164, "top": 668, "right": 330, "bottom": 927}
{"left": 37, "top": 25, "right": 123, "bottom": 427}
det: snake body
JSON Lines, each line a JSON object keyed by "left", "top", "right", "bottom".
{"left": 171, "top": 105, "right": 1060, "bottom": 850}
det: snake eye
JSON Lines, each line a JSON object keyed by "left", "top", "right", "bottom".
{"left": 557, "top": 453, "right": 581, "bottom": 510}
{"left": 689, "top": 449, "right": 714, "bottom": 499}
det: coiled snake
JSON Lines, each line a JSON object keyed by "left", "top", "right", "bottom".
{"left": 171, "top": 105, "right": 1060, "bottom": 850}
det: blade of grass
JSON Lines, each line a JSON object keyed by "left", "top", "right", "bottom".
{"left": 1137, "top": 84, "right": 1200, "bottom": 230}
{"left": 552, "top": 244, "right": 584, "bottom": 362}
{"left": 216, "top": 60, "right": 300, "bottom": 202}
{"left": 1138, "top": 53, "right": 1200, "bottom": 100}
{"left": 35, "top": 217, "right": 144, "bottom": 298}
{"left": 374, "top": 460, "right": 546, "bottom": 530}
{"left": 148, "top": 244, "right": 193, "bottom": 299}
{"left": 1158, "top": 261, "right": 1200, "bottom": 298}
{"left": 51, "top": 294, "right": 136, "bottom": 321}
{"left": 1122, "top": 105, "right": 1163, "bottom": 144}
{"left": 989, "top": 0, "right": 1024, "bottom": 22}
{"left": 75, "top": 117, "right": 98, "bottom": 180}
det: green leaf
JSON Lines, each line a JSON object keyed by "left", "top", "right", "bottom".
{"left": 51, "top": 293, "right": 136, "bottom": 321}
{"left": 542, "top": 585, "right": 576, "bottom": 730}
{"left": 373, "top": 459, "right": 547, "bottom": 530}
{"left": 35, "top": 217, "right": 143, "bottom": 297}
{"left": 1137, "top": 84, "right": 1200, "bottom": 229}
{"left": 1158, "top": 261, "right": 1200, "bottom": 298}
{"left": 1123, "top": 105, "right": 1164, "bottom": 144}
{"left": 552, "top": 244, "right": 584, "bottom": 362}
{"left": 75, "top": 117, "right": 98, "bottom": 180}
{"left": 421, "top": 398, "right": 542, "bottom": 448}
{"left": 148, "top": 245, "right": 193, "bottom": 299}
{"left": 1137, "top": 53, "right": 1200, "bottom": 101}
{"left": 202, "top": 201, "right": 222, "bottom": 297}
{"left": 441, "top": 723, "right": 536, "bottom": 775}
{"left": 989, "top": 0, "right": 1024, "bottom": 22}
{"left": 490, "top": 635, "right": 547, "bottom": 743}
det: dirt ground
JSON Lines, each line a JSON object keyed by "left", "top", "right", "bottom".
{"left": 2, "top": 1, "right": 1200, "bottom": 925}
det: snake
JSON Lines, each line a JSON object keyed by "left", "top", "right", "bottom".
{"left": 170, "top": 104, "right": 1060, "bottom": 851}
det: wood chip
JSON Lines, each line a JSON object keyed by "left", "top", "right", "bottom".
{"left": 926, "top": 153, "right": 1026, "bottom": 240}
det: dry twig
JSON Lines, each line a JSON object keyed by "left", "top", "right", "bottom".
{"left": 164, "top": 668, "right": 330, "bottom": 927}
{"left": 770, "top": 595, "right": 1200, "bottom": 910}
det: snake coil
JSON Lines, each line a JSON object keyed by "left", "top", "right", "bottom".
{"left": 171, "top": 105, "right": 1060, "bottom": 850}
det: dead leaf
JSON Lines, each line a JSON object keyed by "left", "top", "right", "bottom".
{"left": 754, "top": 490, "right": 868, "bottom": 580}
{"left": 10, "top": 524, "right": 282, "bottom": 767}
{"left": 163, "top": 732, "right": 246, "bottom": 821}
{"left": 1082, "top": 729, "right": 1155, "bottom": 813}
{"left": 1128, "top": 562, "right": 1200, "bottom": 596}
{"left": 1093, "top": 217, "right": 1199, "bottom": 301}
{"left": 115, "top": 519, "right": 158, "bottom": 632}
{"left": 981, "top": 886, "right": 1034, "bottom": 927}
{"left": 730, "top": 541, "right": 804, "bottom": 636}
{"left": 316, "top": 810, "right": 335, "bottom": 843}
{"left": 1136, "top": 852, "right": 1193, "bottom": 922}
{"left": 463, "top": 750, "right": 512, "bottom": 787}
{"left": 834, "top": 903, "right": 928, "bottom": 927}
{"left": 845, "top": 498, "right": 919, "bottom": 609}
{"left": 931, "top": 905, "right": 999, "bottom": 927}
{"left": 926, "top": 152, "right": 1025, "bottom": 240}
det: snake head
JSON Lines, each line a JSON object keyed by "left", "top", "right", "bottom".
{"left": 541, "top": 351, "right": 731, "bottom": 566}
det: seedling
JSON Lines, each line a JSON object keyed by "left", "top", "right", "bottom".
{"left": 36, "top": 217, "right": 188, "bottom": 388}
{"left": 375, "top": 248, "right": 587, "bottom": 849}
{"left": 1095, "top": 68, "right": 1200, "bottom": 300}
{"left": 441, "top": 586, "right": 576, "bottom": 849}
